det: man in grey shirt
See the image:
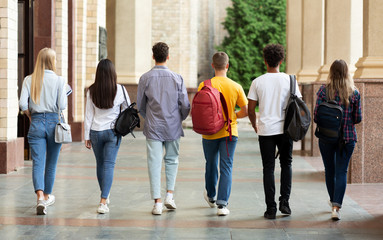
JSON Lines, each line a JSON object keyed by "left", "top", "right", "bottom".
{"left": 137, "top": 42, "right": 190, "bottom": 215}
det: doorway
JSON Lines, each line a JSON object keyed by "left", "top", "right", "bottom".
{"left": 17, "top": 0, "right": 34, "bottom": 160}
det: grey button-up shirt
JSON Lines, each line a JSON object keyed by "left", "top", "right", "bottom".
{"left": 137, "top": 65, "right": 190, "bottom": 141}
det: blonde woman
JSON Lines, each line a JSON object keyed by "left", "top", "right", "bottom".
{"left": 314, "top": 59, "right": 362, "bottom": 220}
{"left": 19, "top": 48, "right": 69, "bottom": 215}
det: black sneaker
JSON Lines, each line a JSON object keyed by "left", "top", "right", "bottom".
{"left": 264, "top": 208, "right": 276, "bottom": 219}
{"left": 279, "top": 199, "right": 291, "bottom": 215}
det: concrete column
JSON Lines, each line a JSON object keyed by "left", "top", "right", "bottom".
{"left": 317, "top": 0, "right": 363, "bottom": 82}
{"left": 0, "top": 0, "right": 24, "bottom": 173}
{"left": 286, "top": 0, "right": 302, "bottom": 76}
{"left": 297, "top": 0, "right": 324, "bottom": 82}
{"left": 353, "top": 0, "right": 383, "bottom": 78}
{"left": 111, "top": 0, "right": 152, "bottom": 84}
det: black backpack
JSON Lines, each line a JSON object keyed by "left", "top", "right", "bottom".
{"left": 314, "top": 89, "right": 343, "bottom": 144}
{"left": 114, "top": 85, "right": 140, "bottom": 138}
{"left": 283, "top": 75, "right": 311, "bottom": 141}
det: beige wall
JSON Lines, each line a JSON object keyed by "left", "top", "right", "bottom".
{"left": 0, "top": 0, "right": 18, "bottom": 141}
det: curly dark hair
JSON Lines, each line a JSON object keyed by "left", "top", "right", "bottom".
{"left": 152, "top": 42, "right": 169, "bottom": 63}
{"left": 263, "top": 44, "right": 285, "bottom": 68}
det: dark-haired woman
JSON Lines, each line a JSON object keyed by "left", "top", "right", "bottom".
{"left": 314, "top": 59, "right": 362, "bottom": 220}
{"left": 84, "top": 59, "right": 130, "bottom": 214}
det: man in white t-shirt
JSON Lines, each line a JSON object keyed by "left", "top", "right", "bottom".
{"left": 247, "top": 44, "right": 302, "bottom": 220}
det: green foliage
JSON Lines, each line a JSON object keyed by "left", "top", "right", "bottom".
{"left": 217, "top": 0, "right": 286, "bottom": 93}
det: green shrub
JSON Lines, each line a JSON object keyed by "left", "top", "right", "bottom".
{"left": 217, "top": 0, "right": 286, "bottom": 93}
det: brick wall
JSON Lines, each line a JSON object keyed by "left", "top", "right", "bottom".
{"left": 197, "top": 0, "right": 231, "bottom": 84}
{"left": 152, "top": 0, "right": 198, "bottom": 88}
{"left": 55, "top": 0, "right": 69, "bottom": 118}
{"left": 85, "top": 0, "right": 106, "bottom": 88}
{"left": 0, "top": 0, "right": 18, "bottom": 141}
{"left": 75, "top": 0, "right": 87, "bottom": 122}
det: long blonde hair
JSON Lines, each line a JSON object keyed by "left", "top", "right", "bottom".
{"left": 326, "top": 59, "right": 356, "bottom": 107}
{"left": 31, "top": 48, "right": 56, "bottom": 104}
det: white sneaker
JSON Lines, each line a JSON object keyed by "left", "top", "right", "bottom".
{"left": 45, "top": 195, "right": 55, "bottom": 206}
{"left": 204, "top": 191, "right": 216, "bottom": 208}
{"left": 164, "top": 196, "right": 177, "bottom": 210}
{"left": 36, "top": 200, "right": 47, "bottom": 215}
{"left": 152, "top": 203, "right": 163, "bottom": 215}
{"left": 106, "top": 194, "right": 110, "bottom": 205}
{"left": 97, "top": 203, "right": 109, "bottom": 214}
{"left": 217, "top": 206, "right": 230, "bottom": 216}
{"left": 331, "top": 209, "right": 341, "bottom": 220}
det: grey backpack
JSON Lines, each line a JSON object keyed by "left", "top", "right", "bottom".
{"left": 283, "top": 75, "right": 311, "bottom": 141}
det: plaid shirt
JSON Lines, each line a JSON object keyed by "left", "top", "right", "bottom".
{"left": 314, "top": 85, "right": 362, "bottom": 143}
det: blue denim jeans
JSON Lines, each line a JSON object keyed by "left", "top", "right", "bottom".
{"left": 90, "top": 129, "right": 121, "bottom": 199}
{"left": 146, "top": 139, "right": 180, "bottom": 200}
{"left": 28, "top": 112, "right": 62, "bottom": 194}
{"left": 202, "top": 136, "right": 238, "bottom": 206}
{"left": 258, "top": 134, "right": 293, "bottom": 209}
{"left": 319, "top": 140, "right": 355, "bottom": 208}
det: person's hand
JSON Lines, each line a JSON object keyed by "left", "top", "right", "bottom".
{"left": 252, "top": 123, "right": 258, "bottom": 133}
{"left": 23, "top": 110, "right": 31, "bottom": 121}
{"left": 85, "top": 140, "right": 92, "bottom": 149}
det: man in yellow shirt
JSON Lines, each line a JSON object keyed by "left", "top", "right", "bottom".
{"left": 198, "top": 52, "right": 248, "bottom": 216}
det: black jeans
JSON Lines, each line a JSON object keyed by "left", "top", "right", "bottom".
{"left": 259, "top": 134, "right": 293, "bottom": 209}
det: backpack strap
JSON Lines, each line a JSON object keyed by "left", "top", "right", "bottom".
{"left": 204, "top": 79, "right": 232, "bottom": 141}
{"left": 289, "top": 75, "right": 296, "bottom": 97}
{"left": 116, "top": 84, "right": 128, "bottom": 145}
{"left": 121, "top": 84, "right": 128, "bottom": 105}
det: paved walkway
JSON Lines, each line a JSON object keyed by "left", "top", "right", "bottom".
{"left": 0, "top": 129, "right": 382, "bottom": 239}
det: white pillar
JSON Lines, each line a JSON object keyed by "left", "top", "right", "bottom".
{"left": 354, "top": 0, "right": 383, "bottom": 79}
{"left": 113, "top": 0, "right": 152, "bottom": 84}
{"left": 297, "top": 0, "right": 324, "bottom": 82}
{"left": 286, "top": 0, "right": 302, "bottom": 76}
{"left": 317, "top": 0, "right": 363, "bottom": 81}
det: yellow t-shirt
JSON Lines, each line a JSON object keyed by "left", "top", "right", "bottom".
{"left": 197, "top": 76, "right": 248, "bottom": 140}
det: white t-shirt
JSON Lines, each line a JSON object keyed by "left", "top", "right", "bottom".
{"left": 84, "top": 84, "right": 130, "bottom": 140}
{"left": 247, "top": 73, "right": 302, "bottom": 136}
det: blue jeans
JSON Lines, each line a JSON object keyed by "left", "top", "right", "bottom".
{"left": 319, "top": 140, "right": 355, "bottom": 208}
{"left": 258, "top": 134, "right": 293, "bottom": 209}
{"left": 28, "top": 112, "right": 62, "bottom": 194}
{"left": 203, "top": 136, "right": 238, "bottom": 206}
{"left": 146, "top": 139, "right": 180, "bottom": 200}
{"left": 90, "top": 129, "right": 121, "bottom": 199}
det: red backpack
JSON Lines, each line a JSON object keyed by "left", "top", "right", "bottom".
{"left": 191, "top": 79, "right": 232, "bottom": 139}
